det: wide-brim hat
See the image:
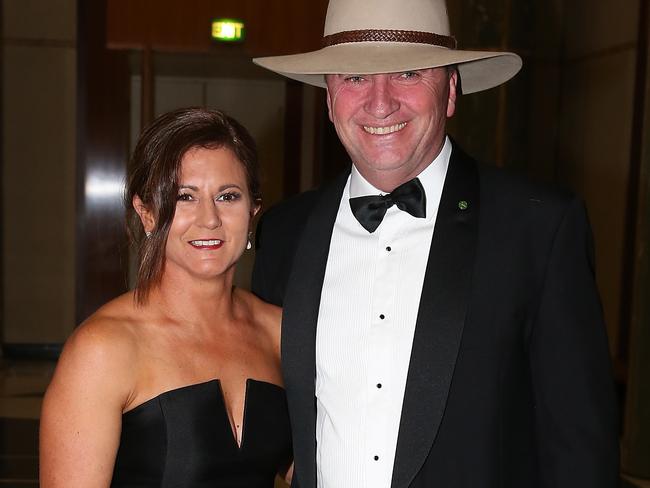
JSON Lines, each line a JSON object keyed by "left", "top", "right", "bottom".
{"left": 253, "top": 0, "right": 522, "bottom": 94}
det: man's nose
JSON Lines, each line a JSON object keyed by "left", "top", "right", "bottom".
{"left": 364, "top": 75, "right": 399, "bottom": 118}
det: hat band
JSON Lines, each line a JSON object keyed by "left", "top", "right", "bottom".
{"left": 322, "top": 29, "right": 457, "bottom": 49}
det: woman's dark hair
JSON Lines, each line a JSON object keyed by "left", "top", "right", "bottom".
{"left": 125, "top": 107, "right": 260, "bottom": 304}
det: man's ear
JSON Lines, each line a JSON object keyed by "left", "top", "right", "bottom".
{"left": 132, "top": 195, "right": 156, "bottom": 233}
{"left": 446, "top": 69, "right": 458, "bottom": 118}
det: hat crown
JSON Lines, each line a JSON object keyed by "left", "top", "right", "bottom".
{"left": 324, "top": 0, "right": 451, "bottom": 36}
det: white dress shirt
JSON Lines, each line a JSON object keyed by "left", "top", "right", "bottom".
{"left": 315, "top": 137, "right": 452, "bottom": 488}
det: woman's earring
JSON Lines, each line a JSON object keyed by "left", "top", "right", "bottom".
{"left": 145, "top": 231, "right": 152, "bottom": 238}
{"left": 246, "top": 231, "right": 253, "bottom": 250}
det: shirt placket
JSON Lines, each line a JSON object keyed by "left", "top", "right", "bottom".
{"left": 364, "top": 209, "right": 402, "bottom": 487}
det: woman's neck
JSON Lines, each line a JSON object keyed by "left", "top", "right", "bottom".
{"left": 146, "top": 267, "right": 241, "bottom": 330}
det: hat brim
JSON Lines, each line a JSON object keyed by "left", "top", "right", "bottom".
{"left": 254, "top": 43, "right": 522, "bottom": 94}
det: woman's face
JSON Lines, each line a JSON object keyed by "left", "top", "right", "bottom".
{"left": 164, "top": 146, "right": 258, "bottom": 282}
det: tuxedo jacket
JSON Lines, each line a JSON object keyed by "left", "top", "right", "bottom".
{"left": 252, "top": 143, "right": 619, "bottom": 488}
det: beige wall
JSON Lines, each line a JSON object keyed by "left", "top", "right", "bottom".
{"left": 2, "top": 0, "right": 77, "bottom": 343}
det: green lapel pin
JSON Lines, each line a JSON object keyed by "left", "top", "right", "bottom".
{"left": 458, "top": 200, "right": 469, "bottom": 210}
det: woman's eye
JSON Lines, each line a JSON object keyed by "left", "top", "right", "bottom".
{"left": 217, "top": 192, "right": 241, "bottom": 202}
{"left": 177, "top": 193, "right": 193, "bottom": 201}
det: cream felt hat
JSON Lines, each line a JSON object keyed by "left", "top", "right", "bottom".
{"left": 253, "top": 0, "right": 522, "bottom": 94}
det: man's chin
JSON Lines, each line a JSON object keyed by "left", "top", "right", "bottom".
{"left": 357, "top": 157, "right": 413, "bottom": 174}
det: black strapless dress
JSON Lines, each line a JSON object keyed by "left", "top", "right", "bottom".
{"left": 111, "top": 379, "right": 292, "bottom": 487}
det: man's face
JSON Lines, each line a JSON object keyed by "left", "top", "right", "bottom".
{"left": 326, "top": 67, "right": 457, "bottom": 190}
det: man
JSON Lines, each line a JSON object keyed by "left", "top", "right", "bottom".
{"left": 251, "top": 0, "right": 620, "bottom": 487}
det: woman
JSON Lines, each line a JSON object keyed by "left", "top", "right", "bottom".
{"left": 40, "top": 108, "right": 292, "bottom": 487}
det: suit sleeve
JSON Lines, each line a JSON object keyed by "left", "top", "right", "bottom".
{"left": 530, "top": 196, "right": 619, "bottom": 487}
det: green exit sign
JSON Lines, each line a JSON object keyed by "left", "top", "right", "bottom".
{"left": 211, "top": 19, "right": 245, "bottom": 42}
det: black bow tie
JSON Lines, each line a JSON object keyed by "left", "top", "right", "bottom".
{"left": 349, "top": 177, "right": 426, "bottom": 233}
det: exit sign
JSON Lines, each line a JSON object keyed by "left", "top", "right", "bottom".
{"left": 211, "top": 19, "right": 245, "bottom": 42}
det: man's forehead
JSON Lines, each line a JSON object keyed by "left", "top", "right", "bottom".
{"left": 327, "top": 68, "right": 439, "bottom": 77}
{"left": 324, "top": 67, "right": 452, "bottom": 88}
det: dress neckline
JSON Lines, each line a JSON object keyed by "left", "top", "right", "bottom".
{"left": 123, "top": 378, "right": 284, "bottom": 415}
{"left": 122, "top": 378, "right": 285, "bottom": 450}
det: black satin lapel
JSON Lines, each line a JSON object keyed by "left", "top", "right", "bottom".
{"left": 281, "top": 171, "right": 349, "bottom": 488}
{"left": 391, "top": 145, "right": 480, "bottom": 488}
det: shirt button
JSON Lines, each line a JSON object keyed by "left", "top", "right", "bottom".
{"left": 374, "top": 455, "right": 379, "bottom": 461}
{"left": 379, "top": 314, "right": 385, "bottom": 320}
{"left": 386, "top": 246, "right": 392, "bottom": 251}
{"left": 376, "top": 383, "right": 382, "bottom": 389}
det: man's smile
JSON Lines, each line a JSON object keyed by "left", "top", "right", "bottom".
{"left": 362, "top": 122, "right": 407, "bottom": 135}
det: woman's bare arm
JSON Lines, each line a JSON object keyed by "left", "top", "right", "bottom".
{"left": 40, "top": 317, "right": 136, "bottom": 487}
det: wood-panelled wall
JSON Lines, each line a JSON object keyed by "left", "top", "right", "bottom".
{"left": 106, "top": 0, "right": 328, "bottom": 55}
{"left": 622, "top": 0, "right": 650, "bottom": 478}
{"left": 77, "top": 0, "right": 131, "bottom": 324}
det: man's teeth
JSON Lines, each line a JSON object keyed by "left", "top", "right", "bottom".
{"left": 190, "top": 239, "right": 222, "bottom": 246}
{"left": 363, "top": 122, "right": 407, "bottom": 135}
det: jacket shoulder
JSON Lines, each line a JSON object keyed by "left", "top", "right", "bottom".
{"left": 252, "top": 184, "right": 338, "bottom": 305}
{"left": 258, "top": 188, "right": 322, "bottom": 235}
{"left": 476, "top": 162, "right": 579, "bottom": 220}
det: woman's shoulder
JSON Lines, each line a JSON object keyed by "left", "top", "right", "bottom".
{"left": 235, "top": 288, "right": 282, "bottom": 324}
{"left": 58, "top": 293, "right": 144, "bottom": 383}
{"left": 73, "top": 292, "right": 142, "bottom": 351}
{"left": 235, "top": 288, "right": 283, "bottom": 364}
{"left": 234, "top": 288, "right": 282, "bottom": 351}
{"left": 45, "top": 292, "right": 147, "bottom": 414}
